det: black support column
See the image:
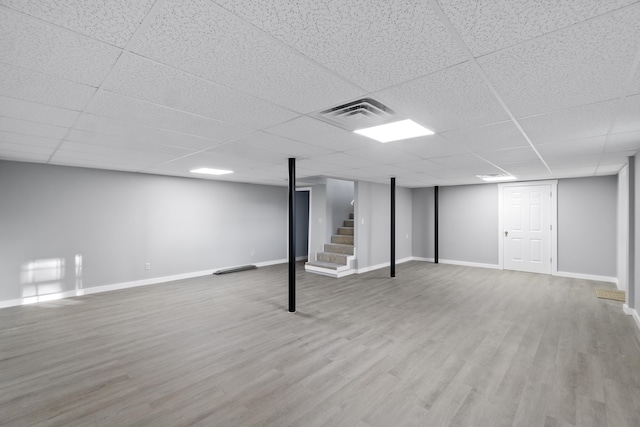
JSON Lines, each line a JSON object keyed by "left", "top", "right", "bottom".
{"left": 435, "top": 186, "right": 439, "bottom": 264}
{"left": 288, "top": 158, "right": 296, "bottom": 313}
{"left": 391, "top": 177, "right": 396, "bottom": 278}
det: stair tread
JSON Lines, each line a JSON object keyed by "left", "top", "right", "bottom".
{"left": 326, "top": 243, "right": 354, "bottom": 247}
{"left": 306, "top": 261, "right": 342, "bottom": 269}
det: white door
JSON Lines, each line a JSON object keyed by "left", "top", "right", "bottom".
{"left": 503, "top": 185, "right": 551, "bottom": 274}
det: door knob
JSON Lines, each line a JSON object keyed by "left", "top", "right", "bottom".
{"left": 504, "top": 230, "right": 509, "bottom": 237}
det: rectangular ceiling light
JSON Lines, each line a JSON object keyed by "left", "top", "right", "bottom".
{"left": 190, "top": 168, "right": 233, "bottom": 175}
{"left": 476, "top": 174, "right": 517, "bottom": 182}
{"left": 354, "top": 119, "right": 434, "bottom": 143}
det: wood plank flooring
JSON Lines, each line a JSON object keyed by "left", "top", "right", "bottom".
{"left": 1, "top": 262, "right": 640, "bottom": 426}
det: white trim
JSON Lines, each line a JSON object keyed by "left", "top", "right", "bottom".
{"left": 623, "top": 304, "right": 640, "bottom": 332}
{"left": 438, "top": 259, "right": 501, "bottom": 270}
{"left": 355, "top": 257, "right": 413, "bottom": 274}
{"left": 0, "top": 259, "right": 289, "bottom": 309}
{"left": 255, "top": 259, "right": 287, "bottom": 267}
{"left": 411, "top": 257, "right": 435, "bottom": 262}
{"left": 304, "top": 264, "right": 355, "bottom": 278}
{"left": 617, "top": 164, "right": 629, "bottom": 292}
{"left": 498, "top": 180, "right": 558, "bottom": 275}
{"left": 554, "top": 271, "right": 618, "bottom": 284}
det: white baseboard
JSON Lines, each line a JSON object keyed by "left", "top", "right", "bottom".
{"left": 411, "top": 257, "right": 435, "bottom": 262}
{"left": 355, "top": 257, "right": 413, "bottom": 274}
{"left": 438, "top": 259, "right": 501, "bottom": 270}
{"left": 623, "top": 304, "right": 640, "bottom": 332}
{"left": 0, "top": 259, "right": 288, "bottom": 309}
{"left": 554, "top": 271, "right": 618, "bottom": 284}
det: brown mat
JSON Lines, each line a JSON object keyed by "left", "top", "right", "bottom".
{"left": 595, "top": 288, "right": 626, "bottom": 302}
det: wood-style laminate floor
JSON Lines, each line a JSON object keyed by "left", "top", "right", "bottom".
{"left": 1, "top": 262, "right": 640, "bottom": 426}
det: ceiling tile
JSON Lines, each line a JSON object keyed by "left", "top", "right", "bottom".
{"left": 85, "top": 91, "right": 252, "bottom": 142}
{"left": 478, "top": 5, "right": 640, "bottom": 117}
{"left": 343, "top": 144, "right": 421, "bottom": 164}
{"left": 596, "top": 164, "right": 626, "bottom": 175}
{"left": 477, "top": 146, "right": 541, "bottom": 165}
{"left": 393, "top": 134, "right": 468, "bottom": 159}
{"left": 393, "top": 159, "right": 448, "bottom": 173}
{"left": 441, "top": 121, "right": 529, "bottom": 152}
{"left": 50, "top": 149, "right": 155, "bottom": 167}
{"left": 546, "top": 154, "right": 602, "bottom": 169}
{"left": 0, "top": 141, "right": 55, "bottom": 155}
{"left": 0, "top": 0, "right": 155, "bottom": 47}
{"left": 0, "top": 96, "right": 79, "bottom": 127}
{"left": 438, "top": 0, "right": 636, "bottom": 56}
{"left": 0, "top": 8, "right": 121, "bottom": 86}
{"left": 131, "top": 0, "right": 364, "bottom": 113}
{"left": 73, "top": 114, "right": 224, "bottom": 151}
{"left": 0, "top": 63, "right": 95, "bottom": 110}
{"left": 64, "top": 129, "right": 197, "bottom": 157}
{"left": 427, "top": 167, "right": 501, "bottom": 180}
{"left": 613, "top": 93, "right": 640, "bottom": 134}
{"left": 551, "top": 167, "right": 598, "bottom": 178}
{"left": 228, "top": 132, "right": 332, "bottom": 159}
{"left": 311, "top": 153, "right": 377, "bottom": 169}
{"left": 430, "top": 153, "right": 497, "bottom": 169}
{"left": 57, "top": 141, "right": 181, "bottom": 164}
{"left": 297, "top": 159, "right": 351, "bottom": 174}
{"left": 0, "top": 150, "right": 50, "bottom": 163}
{"left": 103, "top": 53, "right": 298, "bottom": 130}
{"left": 630, "top": 66, "right": 640, "bottom": 95}
{"left": 155, "top": 151, "right": 265, "bottom": 173}
{"left": 205, "top": 141, "right": 288, "bottom": 164}
{"left": 266, "top": 116, "right": 372, "bottom": 151}
{"left": 48, "top": 155, "right": 144, "bottom": 172}
{"left": 374, "top": 62, "right": 508, "bottom": 132}
{"left": 606, "top": 131, "right": 640, "bottom": 153}
{"left": 0, "top": 117, "right": 68, "bottom": 139}
{"left": 499, "top": 161, "right": 553, "bottom": 177}
{"left": 0, "top": 131, "right": 61, "bottom": 148}
{"left": 536, "top": 136, "right": 606, "bottom": 158}
{"left": 344, "top": 165, "right": 409, "bottom": 179}
{"left": 520, "top": 101, "right": 616, "bottom": 145}
{"left": 214, "top": 0, "right": 466, "bottom": 91}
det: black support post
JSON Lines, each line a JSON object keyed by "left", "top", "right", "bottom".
{"left": 288, "top": 158, "right": 296, "bottom": 313}
{"left": 391, "top": 177, "right": 396, "bottom": 278}
{"left": 435, "top": 186, "right": 439, "bottom": 264}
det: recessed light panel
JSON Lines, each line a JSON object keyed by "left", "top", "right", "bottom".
{"left": 354, "top": 119, "right": 434, "bottom": 143}
{"left": 476, "top": 174, "right": 517, "bottom": 182}
{"left": 190, "top": 168, "right": 233, "bottom": 175}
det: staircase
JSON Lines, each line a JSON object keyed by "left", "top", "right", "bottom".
{"left": 305, "top": 213, "right": 356, "bottom": 278}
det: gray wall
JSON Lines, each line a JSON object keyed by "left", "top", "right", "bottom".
{"left": 354, "top": 181, "right": 412, "bottom": 270}
{"left": 295, "top": 190, "right": 309, "bottom": 258}
{"left": 0, "top": 160, "right": 287, "bottom": 302}
{"left": 326, "top": 178, "right": 354, "bottom": 240}
{"left": 439, "top": 184, "right": 499, "bottom": 265}
{"left": 411, "top": 187, "right": 435, "bottom": 259}
{"left": 635, "top": 155, "right": 639, "bottom": 310}
{"left": 307, "top": 183, "right": 327, "bottom": 260}
{"left": 557, "top": 176, "right": 617, "bottom": 277}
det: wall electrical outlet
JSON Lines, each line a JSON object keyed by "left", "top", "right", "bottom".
{"left": 144, "top": 263, "right": 150, "bottom": 270}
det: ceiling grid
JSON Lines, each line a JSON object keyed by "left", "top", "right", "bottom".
{"left": 0, "top": 0, "right": 639, "bottom": 186}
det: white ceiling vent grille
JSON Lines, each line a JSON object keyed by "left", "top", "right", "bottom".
{"left": 317, "top": 98, "right": 396, "bottom": 131}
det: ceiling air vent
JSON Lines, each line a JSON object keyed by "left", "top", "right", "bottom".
{"left": 317, "top": 98, "right": 396, "bottom": 131}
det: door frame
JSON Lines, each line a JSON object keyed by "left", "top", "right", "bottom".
{"left": 498, "top": 180, "right": 558, "bottom": 275}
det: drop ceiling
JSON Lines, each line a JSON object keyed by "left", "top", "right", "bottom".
{"left": 1, "top": 0, "right": 639, "bottom": 187}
